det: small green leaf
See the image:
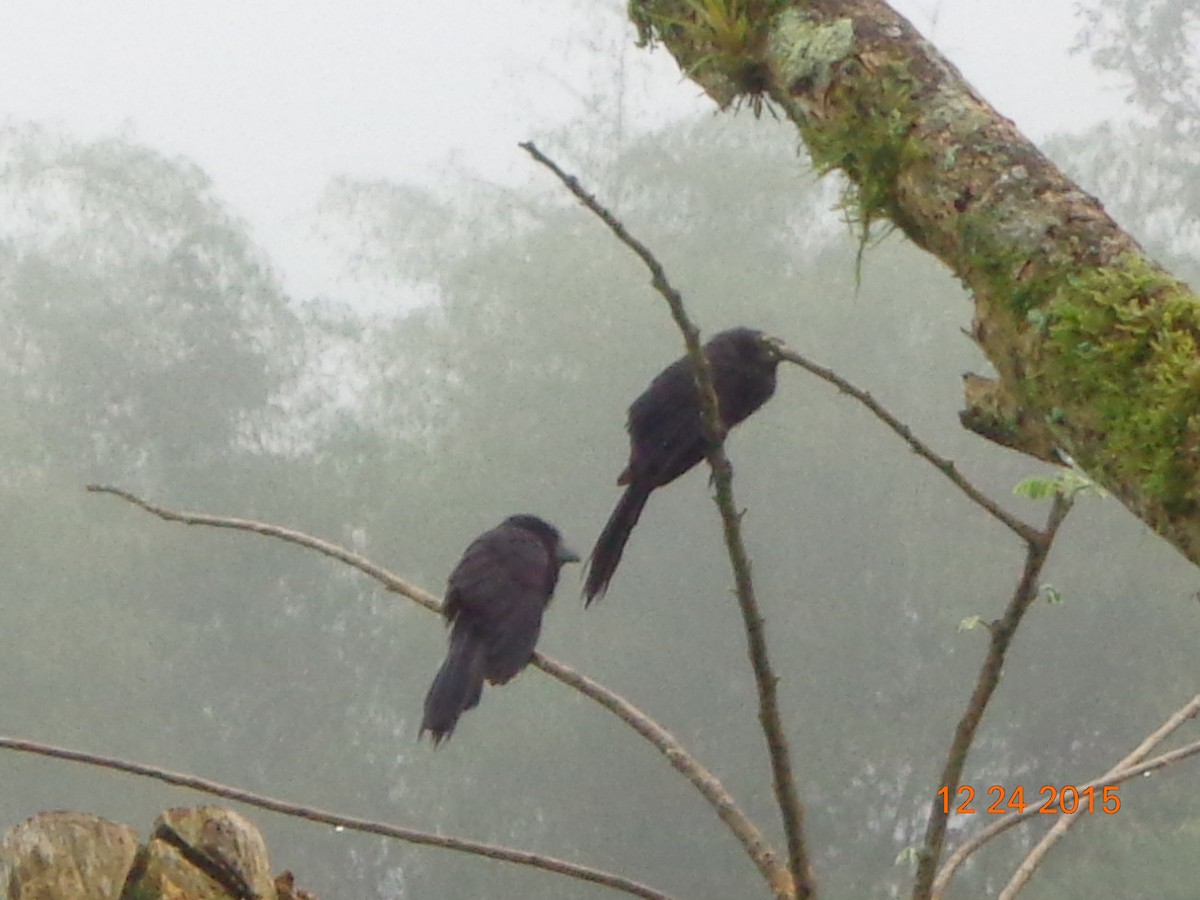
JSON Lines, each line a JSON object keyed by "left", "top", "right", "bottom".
{"left": 1014, "top": 468, "right": 1108, "bottom": 501}
{"left": 1042, "top": 584, "right": 1064, "bottom": 605}
{"left": 895, "top": 846, "right": 921, "bottom": 866}
{"left": 958, "top": 615, "right": 984, "bottom": 633}
{"left": 1014, "top": 476, "right": 1056, "bottom": 499}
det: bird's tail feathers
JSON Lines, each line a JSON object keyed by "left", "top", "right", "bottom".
{"left": 421, "top": 627, "right": 487, "bottom": 745}
{"left": 584, "top": 483, "right": 650, "bottom": 605}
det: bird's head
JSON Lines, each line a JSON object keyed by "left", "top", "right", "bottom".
{"left": 715, "top": 326, "right": 786, "bottom": 374}
{"left": 504, "top": 514, "right": 580, "bottom": 567}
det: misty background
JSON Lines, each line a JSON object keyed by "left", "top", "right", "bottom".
{"left": 0, "top": 1, "right": 1197, "bottom": 898}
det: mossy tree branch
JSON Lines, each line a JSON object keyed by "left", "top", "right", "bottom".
{"left": 628, "top": 0, "right": 1200, "bottom": 570}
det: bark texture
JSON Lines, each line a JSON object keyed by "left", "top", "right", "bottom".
{"left": 631, "top": 0, "right": 1200, "bottom": 564}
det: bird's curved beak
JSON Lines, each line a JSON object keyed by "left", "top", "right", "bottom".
{"left": 558, "top": 543, "right": 582, "bottom": 564}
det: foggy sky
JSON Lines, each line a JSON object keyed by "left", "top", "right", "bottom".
{"left": 0, "top": 0, "right": 1125, "bottom": 302}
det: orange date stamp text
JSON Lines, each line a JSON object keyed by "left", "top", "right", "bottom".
{"left": 937, "top": 784, "right": 1120, "bottom": 815}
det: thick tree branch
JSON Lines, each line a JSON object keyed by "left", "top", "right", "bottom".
{"left": 0, "top": 736, "right": 677, "bottom": 900}
{"left": 931, "top": 692, "right": 1200, "bottom": 899}
{"left": 958, "top": 374, "right": 1059, "bottom": 464}
{"left": 522, "top": 141, "right": 812, "bottom": 900}
{"left": 629, "top": 0, "right": 1200, "bottom": 571}
{"left": 86, "top": 485, "right": 785, "bottom": 893}
{"left": 913, "top": 494, "right": 1072, "bottom": 900}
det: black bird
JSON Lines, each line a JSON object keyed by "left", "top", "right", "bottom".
{"left": 584, "top": 327, "right": 780, "bottom": 603}
{"left": 422, "top": 514, "right": 579, "bottom": 744}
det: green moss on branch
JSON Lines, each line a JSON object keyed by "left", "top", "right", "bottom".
{"left": 1031, "top": 257, "right": 1200, "bottom": 512}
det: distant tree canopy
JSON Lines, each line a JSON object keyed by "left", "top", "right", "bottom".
{"left": 0, "top": 123, "right": 302, "bottom": 483}
{"left": 1068, "top": 0, "right": 1200, "bottom": 267}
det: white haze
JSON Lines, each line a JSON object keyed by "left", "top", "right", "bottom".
{"left": 0, "top": 0, "right": 1125, "bottom": 305}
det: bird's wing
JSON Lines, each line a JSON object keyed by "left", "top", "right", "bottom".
{"left": 446, "top": 524, "right": 552, "bottom": 683}
{"left": 624, "top": 356, "right": 707, "bottom": 485}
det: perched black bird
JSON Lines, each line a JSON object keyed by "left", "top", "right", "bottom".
{"left": 421, "top": 514, "right": 579, "bottom": 744}
{"left": 584, "top": 327, "right": 780, "bottom": 603}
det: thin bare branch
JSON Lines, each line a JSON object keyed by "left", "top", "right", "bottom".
{"left": 1108, "top": 694, "right": 1200, "bottom": 769}
{"left": 998, "top": 695, "right": 1200, "bottom": 899}
{"left": 532, "top": 654, "right": 788, "bottom": 884}
{"left": 931, "top": 693, "right": 1200, "bottom": 899}
{"left": 518, "top": 141, "right": 704, "bottom": 354}
{"left": 1105, "top": 737, "right": 1200, "bottom": 783}
{"left": 521, "top": 141, "right": 810, "bottom": 900}
{"left": 86, "top": 484, "right": 442, "bottom": 611}
{"left": 913, "top": 494, "right": 1072, "bottom": 900}
{"left": 0, "top": 735, "right": 676, "bottom": 900}
{"left": 773, "top": 347, "right": 1040, "bottom": 545}
{"left": 86, "top": 484, "right": 785, "bottom": 891}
